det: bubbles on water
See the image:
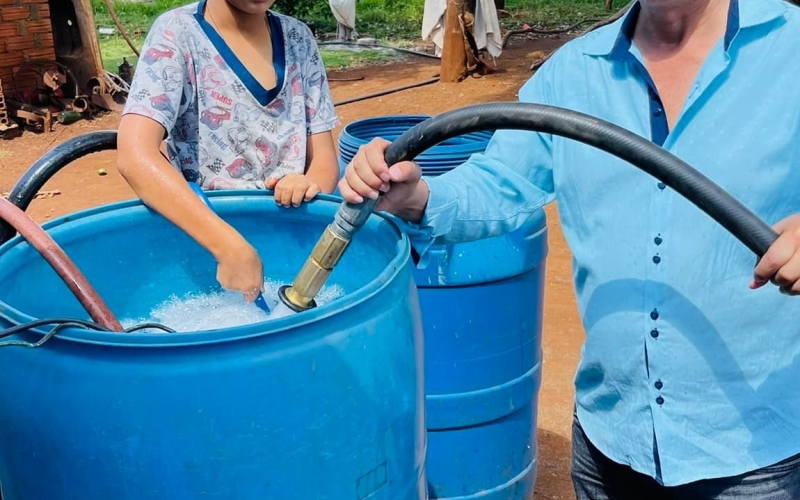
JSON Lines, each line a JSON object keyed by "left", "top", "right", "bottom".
{"left": 122, "top": 278, "right": 345, "bottom": 333}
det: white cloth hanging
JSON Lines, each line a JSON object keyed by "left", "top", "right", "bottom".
{"left": 421, "top": 0, "right": 447, "bottom": 57}
{"left": 473, "top": 0, "right": 503, "bottom": 57}
{"left": 328, "top": 0, "right": 356, "bottom": 29}
{"left": 421, "top": 0, "right": 503, "bottom": 58}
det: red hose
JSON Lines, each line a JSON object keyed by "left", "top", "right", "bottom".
{"left": 0, "top": 197, "right": 123, "bottom": 332}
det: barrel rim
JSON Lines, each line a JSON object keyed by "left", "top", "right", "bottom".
{"left": 0, "top": 192, "right": 412, "bottom": 348}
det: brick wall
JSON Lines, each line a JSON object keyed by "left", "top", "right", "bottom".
{"left": 0, "top": 0, "right": 56, "bottom": 94}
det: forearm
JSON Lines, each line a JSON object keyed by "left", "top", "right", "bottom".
{"left": 304, "top": 164, "right": 338, "bottom": 194}
{"left": 392, "top": 142, "right": 554, "bottom": 260}
{"left": 304, "top": 131, "right": 339, "bottom": 194}
{"left": 118, "top": 149, "right": 245, "bottom": 261}
{"left": 395, "top": 181, "right": 430, "bottom": 225}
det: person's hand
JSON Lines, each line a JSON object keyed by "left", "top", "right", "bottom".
{"left": 266, "top": 174, "right": 321, "bottom": 207}
{"left": 215, "top": 236, "right": 264, "bottom": 302}
{"left": 337, "top": 138, "right": 425, "bottom": 218}
{"left": 751, "top": 214, "right": 800, "bottom": 295}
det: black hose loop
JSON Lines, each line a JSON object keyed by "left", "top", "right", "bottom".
{"left": 0, "top": 130, "right": 119, "bottom": 245}
{"left": 363, "top": 102, "right": 776, "bottom": 257}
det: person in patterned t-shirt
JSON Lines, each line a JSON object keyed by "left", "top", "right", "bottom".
{"left": 117, "top": 0, "right": 339, "bottom": 303}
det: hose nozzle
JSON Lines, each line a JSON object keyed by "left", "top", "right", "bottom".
{"left": 278, "top": 198, "right": 379, "bottom": 312}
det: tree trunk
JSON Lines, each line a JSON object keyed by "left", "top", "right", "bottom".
{"left": 440, "top": 0, "right": 468, "bottom": 82}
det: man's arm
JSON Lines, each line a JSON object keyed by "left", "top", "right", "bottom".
{"left": 398, "top": 72, "right": 559, "bottom": 256}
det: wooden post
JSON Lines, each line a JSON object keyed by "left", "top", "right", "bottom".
{"left": 605, "top": 0, "right": 613, "bottom": 10}
{"left": 440, "top": 0, "right": 467, "bottom": 82}
{"left": 336, "top": 22, "right": 353, "bottom": 41}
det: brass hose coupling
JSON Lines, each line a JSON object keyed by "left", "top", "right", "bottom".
{"left": 278, "top": 197, "right": 381, "bottom": 312}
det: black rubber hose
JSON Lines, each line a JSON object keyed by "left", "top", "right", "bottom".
{"left": 317, "top": 40, "right": 440, "bottom": 60}
{"left": 0, "top": 130, "right": 118, "bottom": 245}
{"left": 338, "top": 102, "right": 778, "bottom": 257}
{"left": 334, "top": 77, "right": 440, "bottom": 107}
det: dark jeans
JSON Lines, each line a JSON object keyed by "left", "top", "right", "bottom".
{"left": 572, "top": 413, "right": 800, "bottom": 500}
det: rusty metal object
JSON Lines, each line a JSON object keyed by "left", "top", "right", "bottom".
{"left": 0, "top": 196, "right": 123, "bottom": 331}
{"left": 71, "top": 96, "right": 89, "bottom": 113}
{"left": 13, "top": 60, "right": 79, "bottom": 106}
{"left": 6, "top": 100, "right": 55, "bottom": 133}
{"left": 0, "top": 78, "right": 18, "bottom": 134}
{"left": 42, "top": 68, "right": 68, "bottom": 92}
{"left": 87, "top": 72, "right": 129, "bottom": 112}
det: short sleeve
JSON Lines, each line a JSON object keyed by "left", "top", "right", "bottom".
{"left": 301, "top": 25, "right": 339, "bottom": 135}
{"left": 122, "top": 14, "right": 191, "bottom": 135}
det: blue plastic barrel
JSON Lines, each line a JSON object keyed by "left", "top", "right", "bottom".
{"left": 0, "top": 192, "right": 427, "bottom": 500}
{"left": 337, "top": 118, "right": 548, "bottom": 500}
{"left": 337, "top": 115, "right": 494, "bottom": 178}
{"left": 417, "top": 210, "right": 547, "bottom": 500}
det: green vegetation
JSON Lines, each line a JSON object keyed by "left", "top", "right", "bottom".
{"left": 91, "top": 0, "right": 612, "bottom": 71}
{"left": 504, "top": 0, "right": 608, "bottom": 28}
{"left": 319, "top": 49, "right": 394, "bottom": 69}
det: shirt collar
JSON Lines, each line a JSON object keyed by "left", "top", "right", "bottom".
{"left": 582, "top": 0, "right": 788, "bottom": 58}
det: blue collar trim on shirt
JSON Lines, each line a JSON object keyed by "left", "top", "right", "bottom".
{"left": 582, "top": 0, "right": 788, "bottom": 58}
{"left": 194, "top": 0, "right": 286, "bottom": 107}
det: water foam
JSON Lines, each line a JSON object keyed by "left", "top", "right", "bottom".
{"left": 122, "top": 278, "right": 345, "bottom": 333}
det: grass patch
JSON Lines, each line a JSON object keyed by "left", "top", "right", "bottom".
{"left": 98, "top": 36, "right": 397, "bottom": 73}
{"left": 319, "top": 49, "right": 396, "bottom": 69}
{"left": 92, "top": 0, "right": 191, "bottom": 35}
{"left": 503, "top": 0, "right": 611, "bottom": 29}
{"left": 98, "top": 35, "right": 141, "bottom": 73}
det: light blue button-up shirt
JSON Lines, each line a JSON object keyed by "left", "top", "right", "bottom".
{"left": 400, "top": 0, "right": 800, "bottom": 487}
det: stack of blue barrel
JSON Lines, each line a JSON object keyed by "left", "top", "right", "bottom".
{"left": 337, "top": 115, "right": 549, "bottom": 500}
{"left": 337, "top": 115, "right": 494, "bottom": 178}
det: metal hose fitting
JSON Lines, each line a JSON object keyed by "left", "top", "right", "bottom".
{"left": 278, "top": 197, "right": 379, "bottom": 312}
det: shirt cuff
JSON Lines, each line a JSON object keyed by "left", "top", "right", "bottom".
{"left": 392, "top": 176, "right": 460, "bottom": 258}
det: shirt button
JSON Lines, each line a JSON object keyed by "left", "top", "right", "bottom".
{"left": 657, "top": 182, "right": 666, "bottom": 190}
{"left": 653, "top": 108, "right": 663, "bottom": 117}
{"left": 650, "top": 329, "right": 659, "bottom": 339}
{"left": 654, "top": 236, "right": 663, "bottom": 245}
{"left": 655, "top": 380, "right": 663, "bottom": 390}
{"left": 652, "top": 255, "right": 661, "bottom": 264}
{"left": 656, "top": 396, "right": 665, "bottom": 405}
{"left": 650, "top": 309, "right": 659, "bottom": 320}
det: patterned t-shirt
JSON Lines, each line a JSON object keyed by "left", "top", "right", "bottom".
{"left": 122, "top": 1, "right": 339, "bottom": 190}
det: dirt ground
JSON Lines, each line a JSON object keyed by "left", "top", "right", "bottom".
{"left": 0, "top": 35, "right": 582, "bottom": 499}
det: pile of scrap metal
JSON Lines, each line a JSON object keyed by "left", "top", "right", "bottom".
{"left": 0, "top": 58, "right": 131, "bottom": 137}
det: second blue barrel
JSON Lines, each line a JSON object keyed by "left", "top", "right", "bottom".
{"left": 338, "top": 116, "right": 549, "bottom": 499}
{"left": 338, "top": 115, "right": 494, "bottom": 178}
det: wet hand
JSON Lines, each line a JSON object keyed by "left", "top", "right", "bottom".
{"left": 216, "top": 237, "right": 264, "bottom": 303}
{"left": 266, "top": 174, "right": 321, "bottom": 207}
{"left": 337, "top": 138, "right": 423, "bottom": 215}
{"left": 751, "top": 214, "right": 800, "bottom": 295}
